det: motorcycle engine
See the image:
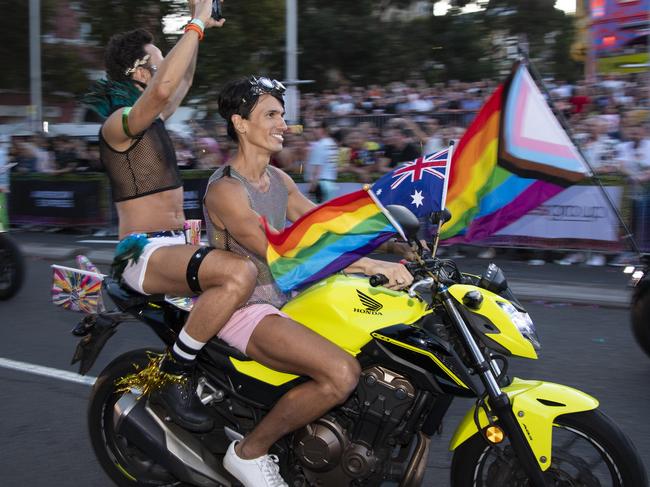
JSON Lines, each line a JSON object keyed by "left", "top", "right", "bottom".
{"left": 293, "top": 366, "right": 416, "bottom": 485}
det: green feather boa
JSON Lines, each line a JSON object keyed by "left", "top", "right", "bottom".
{"left": 82, "top": 78, "right": 142, "bottom": 119}
{"left": 111, "top": 233, "right": 150, "bottom": 280}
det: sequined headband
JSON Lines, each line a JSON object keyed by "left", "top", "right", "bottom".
{"left": 124, "top": 54, "right": 151, "bottom": 76}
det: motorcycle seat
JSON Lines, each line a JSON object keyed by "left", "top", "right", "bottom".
{"left": 104, "top": 278, "right": 250, "bottom": 361}
{"left": 205, "top": 337, "right": 250, "bottom": 362}
{"left": 104, "top": 277, "right": 166, "bottom": 310}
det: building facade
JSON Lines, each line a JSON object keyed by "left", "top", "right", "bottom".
{"left": 588, "top": 0, "right": 650, "bottom": 73}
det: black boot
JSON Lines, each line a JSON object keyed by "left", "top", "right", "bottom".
{"left": 150, "top": 355, "right": 214, "bottom": 433}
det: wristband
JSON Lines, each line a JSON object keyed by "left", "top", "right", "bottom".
{"left": 184, "top": 23, "right": 204, "bottom": 41}
{"left": 122, "top": 107, "right": 135, "bottom": 138}
{"left": 189, "top": 18, "right": 205, "bottom": 31}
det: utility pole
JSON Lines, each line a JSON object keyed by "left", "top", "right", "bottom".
{"left": 285, "top": 0, "right": 299, "bottom": 123}
{"left": 29, "top": 0, "right": 43, "bottom": 132}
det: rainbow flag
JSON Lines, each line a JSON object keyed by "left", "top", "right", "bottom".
{"left": 265, "top": 189, "right": 401, "bottom": 292}
{"left": 442, "top": 63, "right": 590, "bottom": 242}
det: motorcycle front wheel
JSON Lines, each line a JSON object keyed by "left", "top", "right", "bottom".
{"left": 87, "top": 348, "right": 181, "bottom": 487}
{"left": 631, "top": 284, "right": 650, "bottom": 358}
{"left": 0, "top": 233, "right": 24, "bottom": 300}
{"left": 450, "top": 409, "right": 647, "bottom": 487}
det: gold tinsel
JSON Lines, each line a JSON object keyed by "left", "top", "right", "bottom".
{"left": 114, "top": 351, "right": 187, "bottom": 398}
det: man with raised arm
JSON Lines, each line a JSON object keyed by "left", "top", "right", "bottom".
{"left": 83, "top": 0, "right": 257, "bottom": 433}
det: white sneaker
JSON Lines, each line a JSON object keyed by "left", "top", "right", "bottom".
{"left": 555, "top": 252, "right": 585, "bottom": 266}
{"left": 585, "top": 254, "right": 606, "bottom": 266}
{"left": 223, "top": 441, "right": 288, "bottom": 487}
{"left": 477, "top": 247, "right": 496, "bottom": 259}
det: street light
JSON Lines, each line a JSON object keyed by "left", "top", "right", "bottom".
{"left": 284, "top": 0, "right": 313, "bottom": 124}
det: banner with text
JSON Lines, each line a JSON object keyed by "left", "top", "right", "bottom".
{"left": 484, "top": 186, "right": 624, "bottom": 250}
{"left": 9, "top": 175, "right": 109, "bottom": 226}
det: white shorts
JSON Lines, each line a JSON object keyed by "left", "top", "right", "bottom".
{"left": 121, "top": 235, "right": 186, "bottom": 294}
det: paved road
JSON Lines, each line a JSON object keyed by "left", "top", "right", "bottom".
{"left": 10, "top": 229, "right": 637, "bottom": 308}
{"left": 0, "top": 246, "right": 647, "bottom": 486}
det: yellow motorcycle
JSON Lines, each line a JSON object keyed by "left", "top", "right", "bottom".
{"left": 68, "top": 207, "right": 647, "bottom": 486}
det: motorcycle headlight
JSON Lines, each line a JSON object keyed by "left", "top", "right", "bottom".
{"left": 497, "top": 301, "right": 541, "bottom": 350}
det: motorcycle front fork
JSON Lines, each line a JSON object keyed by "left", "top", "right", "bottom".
{"left": 439, "top": 286, "right": 548, "bottom": 487}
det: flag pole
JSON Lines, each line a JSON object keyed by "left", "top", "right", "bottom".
{"left": 440, "top": 140, "right": 455, "bottom": 211}
{"left": 519, "top": 48, "right": 643, "bottom": 257}
{"left": 430, "top": 142, "right": 455, "bottom": 258}
{"left": 365, "top": 186, "right": 408, "bottom": 241}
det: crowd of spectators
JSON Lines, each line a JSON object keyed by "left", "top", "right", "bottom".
{"left": 8, "top": 73, "right": 647, "bottom": 180}
{"left": 6, "top": 134, "right": 101, "bottom": 174}
{"left": 3, "top": 72, "right": 649, "bottom": 260}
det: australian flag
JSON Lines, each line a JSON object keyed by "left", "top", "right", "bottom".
{"left": 371, "top": 147, "right": 451, "bottom": 218}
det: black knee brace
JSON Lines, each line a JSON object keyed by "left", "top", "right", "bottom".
{"left": 186, "top": 246, "right": 215, "bottom": 294}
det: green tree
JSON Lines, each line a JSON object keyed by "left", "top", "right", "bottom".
{"left": 484, "top": 0, "right": 580, "bottom": 81}
{"left": 80, "top": 0, "right": 285, "bottom": 103}
{"left": 190, "top": 0, "right": 285, "bottom": 100}
{"left": 0, "top": 0, "right": 56, "bottom": 91}
{"left": 76, "top": 0, "right": 578, "bottom": 97}
{"left": 42, "top": 45, "right": 93, "bottom": 96}
{"left": 420, "top": 12, "right": 494, "bottom": 83}
{"left": 297, "top": 0, "right": 493, "bottom": 88}
{"left": 81, "top": 0, "right": 176, "bottom": 52}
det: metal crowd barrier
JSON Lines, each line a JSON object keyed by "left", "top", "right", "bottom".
{"left": 325, "top": 111, "right": 478, "bottom": 130}
{"left": 6, "top": 171, "right": 650, "bottom": 253}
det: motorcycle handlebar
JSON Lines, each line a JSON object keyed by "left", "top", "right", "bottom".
{"left": 369, "top": 274, "right": 389, "bottom": 287}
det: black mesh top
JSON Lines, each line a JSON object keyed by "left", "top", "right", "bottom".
{"left": 99, "top": 118, "right": 183, "bottom": 202}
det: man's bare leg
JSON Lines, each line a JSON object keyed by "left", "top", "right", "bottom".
{"left": 144, "top": 246, "right": 257, "bottom": 339}
{"left": 236, "top": 315, "right": 361, "bottom": 459}
{"left": 142, "top": 245, "right": 257, "bottom": 431}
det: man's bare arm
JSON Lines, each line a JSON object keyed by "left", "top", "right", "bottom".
{"left": 161, "top": 47, "right": 198, "bottom": 121}
{"left": 102, "top": 0, "right": 223, "bottom": 147}
{"left": 204, "top": 178, "right": 269, "bottom": 259}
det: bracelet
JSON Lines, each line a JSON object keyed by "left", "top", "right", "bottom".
{"left": 122, "top": 107, "right": 135, "bottom": 138}
{"left": 184, "top": 23, "right": 204, "bottom": 41}
{"left": 189, "top": 18, "right": 205, "bottom": 31}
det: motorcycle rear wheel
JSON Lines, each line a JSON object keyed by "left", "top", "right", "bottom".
{"left": 631, "top": 284, "right": 650, "bottom": 358}
{"left": 88, "top": 348, "right": 182, "bottom": 487}
{"left": 0, "top": 233, "right": 24, "bottom": 300}
{"left": 450, "top": 409, "right": 647, "bottom": 487}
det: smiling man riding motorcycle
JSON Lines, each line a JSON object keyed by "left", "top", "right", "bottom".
{"left": 203, "top": 76, "right": 415, "bottom": 486}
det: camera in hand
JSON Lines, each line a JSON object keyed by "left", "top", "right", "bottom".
{"left": 211, "top": 0, "right": 223, "bottom": 20}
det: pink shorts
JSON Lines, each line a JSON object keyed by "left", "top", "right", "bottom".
{"left": 218, "top": 304, "right": 289, "bottom": 355}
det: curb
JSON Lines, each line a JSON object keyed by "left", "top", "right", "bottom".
{"left": 20, "top": 244, "right": 631, "bottom": 309}
{"left": 508, "top": 279, "right": 631, "bottom": 309}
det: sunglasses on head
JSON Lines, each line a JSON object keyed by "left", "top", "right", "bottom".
{"left": 248, "top": 76, "right": 286, "bottom": 97}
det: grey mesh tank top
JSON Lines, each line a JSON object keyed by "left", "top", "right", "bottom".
{"left": 203, "top": 165, "right": 289, "bottom": 309}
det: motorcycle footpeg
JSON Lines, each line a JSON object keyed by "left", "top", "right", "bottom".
{"left": 71, "top": 314, "right": 97, "bottom": 337}
{"left": 71, "top": 314, "right": 118, "bottom": 375}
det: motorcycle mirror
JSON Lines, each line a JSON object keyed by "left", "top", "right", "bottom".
{"left": 479, "top": 263, "right": 509, "bottom": 293}
{"left": 430, "top": 208, "right": 452, "bottom": 225}
{"left": 386, "top": 205, "right": 420, "bottom": 242}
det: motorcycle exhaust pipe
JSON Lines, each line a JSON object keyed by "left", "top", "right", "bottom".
{"left": 399, "top": 432, "right": 431, "bottom": 487}
{"left": 113, "top": 392, "right": 232, "bottom": 487}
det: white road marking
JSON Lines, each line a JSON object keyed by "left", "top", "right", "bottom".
{"left": 0, "top": 357, "right": 96, "bottom": 386}
{"left": 77, "top": 239, "right": 119, "bottom": 244}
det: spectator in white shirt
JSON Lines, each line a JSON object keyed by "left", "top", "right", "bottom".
{"left": 307, "top": 120, "right": 339, "bottom": 203}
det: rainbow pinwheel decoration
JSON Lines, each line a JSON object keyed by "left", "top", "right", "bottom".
{"left": 52, "top": 263, "right": 105, "bottom": 314}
